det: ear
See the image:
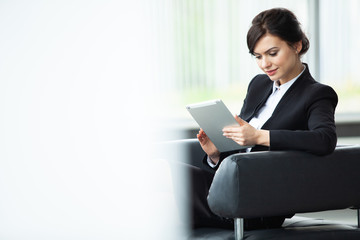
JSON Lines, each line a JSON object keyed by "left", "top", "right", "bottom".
{"left": 294, "top": 40, "right": 302, "bottom": 54}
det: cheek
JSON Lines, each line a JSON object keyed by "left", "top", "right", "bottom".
{"left": 256, "top": 60, "right": 262, "bottom": 68}
{"left": 273, "top": 54, "right": 287, "bottom": 66}
{"left": 276, "top": 51, "right": 297, "bottom": 66}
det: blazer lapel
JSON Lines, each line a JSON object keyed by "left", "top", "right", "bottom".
{"left": 262, "top": 65, "right": 313, "bottom": 128}
{"left": 244, "top": 85, "right": 273, "bottom": 122}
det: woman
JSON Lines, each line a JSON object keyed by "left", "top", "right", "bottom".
{"left": 193, "top": 8, "right": 338, "bottom": 230}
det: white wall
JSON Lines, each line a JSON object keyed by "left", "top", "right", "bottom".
{"left": 0, "top": 1, "right": 183, "bottom": 239}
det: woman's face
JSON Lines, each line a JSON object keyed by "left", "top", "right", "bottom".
{"left": 253, "top": 33, "right": 302, "bottom": 85}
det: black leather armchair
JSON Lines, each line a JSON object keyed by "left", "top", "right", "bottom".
{"left": 171, "top": 139, "right": 360, "bottom": 240}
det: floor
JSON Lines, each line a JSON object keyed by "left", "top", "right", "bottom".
{"left": 297, "top": 209, "right": 358, "bottom": 225}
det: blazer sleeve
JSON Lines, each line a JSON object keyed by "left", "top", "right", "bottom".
{"left": 202, "top": 150, "right": 240, "bottom": 172}
{"left": 269, "top": 85, "right": 338, "bottom": 155}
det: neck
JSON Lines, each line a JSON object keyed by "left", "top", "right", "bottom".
{"left": 279, "top": 61, "right": 304, "bottom": 85}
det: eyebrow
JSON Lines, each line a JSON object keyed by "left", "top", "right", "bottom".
{"left": 253, "top": 47, "right": 279, "bottom": 55}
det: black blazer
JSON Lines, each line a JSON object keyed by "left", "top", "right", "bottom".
{"left": 204, "top": 64, "right": 338, "bottom": 170}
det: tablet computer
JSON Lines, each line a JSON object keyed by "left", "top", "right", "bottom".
{"left": 186, "top": 99, "right": 252, "bottom": 152}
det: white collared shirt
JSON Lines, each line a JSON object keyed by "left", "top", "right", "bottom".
{"left": 248, "top": 69, "right": 304, "bottom": 130}
{"left": 207, "top": 65, "right": 306, "bottom": 167}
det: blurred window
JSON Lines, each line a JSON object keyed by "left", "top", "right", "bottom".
{"left": 319, "top": 0, "right": 360, "bottom": 114}
{"left": 153, "top": 0, "right": 359, "bottom": 122}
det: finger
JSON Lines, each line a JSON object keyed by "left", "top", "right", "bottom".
{"left": 224, "top": 135, "right": 244, "bottom": 144}
{"left": 223, "top": 126, "right": 240, "bottom": 133}
{"left": 225, "top": 135, "right": 245, "bottom": 145}
{"left": 198, "top": 129, "right": 204, "bottom": 138}
{"left": 223, "top": 131, "right": 236, "bottom": 138}
{"left": 222, "top": 129, "right": 232, "bottom": 135}
{"left": 235, "top": 115, "right": 247, "bottom": 126}
{"left": 201, "top": 129, "right": 208, "bottom": 137}
{"left": 198, "top": 130, "right": 205, "bottom": 137}
{"left": 197, "top": 130, "right": 208, "bottom": 142}
{"left": 197, "top": 133, "right": 205, "bottom": 143}
{"left": 223, "top": 133, "right": 232, "bottom": 138}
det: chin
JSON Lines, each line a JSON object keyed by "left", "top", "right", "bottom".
{"left": 267, "top": 75, "right": 277, "bottom": 81}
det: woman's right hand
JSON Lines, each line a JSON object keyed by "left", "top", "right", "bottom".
{"left": 197, "top": 129, "right": 220, "bottom": 165}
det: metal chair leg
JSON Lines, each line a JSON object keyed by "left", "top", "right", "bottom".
{"left": 234, "top": 218, "right": 244, "bottom": 240}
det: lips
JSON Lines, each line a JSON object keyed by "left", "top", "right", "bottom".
{"left": 266, "top": 68, "right": 278, "bottom": 76}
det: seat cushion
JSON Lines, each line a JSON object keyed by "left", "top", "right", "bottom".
{"left": 189, "top": 216, "right": 360, "bottom": 240}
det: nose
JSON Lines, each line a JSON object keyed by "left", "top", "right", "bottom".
{"left": 261, "top": 57, "right": 271, "bottom": 69}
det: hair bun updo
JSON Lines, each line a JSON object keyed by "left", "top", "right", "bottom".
{"left": 247, "top": 8, "right": 309, "bottom": 57}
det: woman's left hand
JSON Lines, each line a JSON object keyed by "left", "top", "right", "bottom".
{"left": 222, "top": 115, "right": 269, "bottom": 146}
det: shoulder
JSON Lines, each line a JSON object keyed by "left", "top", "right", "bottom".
{"left": 245, "top": 74, "right": 273, "bottom": 100}
{"left": 247, "top": 74, "right": 272, "bottom": 90}
{"left": 293, "top": 66, "right": 338, "bottom": 107}
{"left": 307, "top": 81, "right": 337, "bottom": 95}
{"left": 305, "top": 81, "right": 338, "bottom": 107}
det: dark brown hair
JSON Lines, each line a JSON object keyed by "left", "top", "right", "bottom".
{"left": 247, "top": 8, "right": 309, "bottom": 56}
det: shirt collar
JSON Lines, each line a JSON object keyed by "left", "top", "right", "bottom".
{"left": 272, "top": 64, "right": 306, "bottom": 93}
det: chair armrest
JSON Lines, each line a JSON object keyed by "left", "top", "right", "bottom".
{"left": 157, "top": 138, "right": 209, "bottom": 170}
{"left": 207, "top": 145, "right": 360, "bottom": 219}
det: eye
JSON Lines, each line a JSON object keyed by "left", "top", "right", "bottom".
{"left": 254, "top": 55, "right": 262, "bottom": 60}
{"left": 269, "top": 51, "right": 278, "bottom": 57}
